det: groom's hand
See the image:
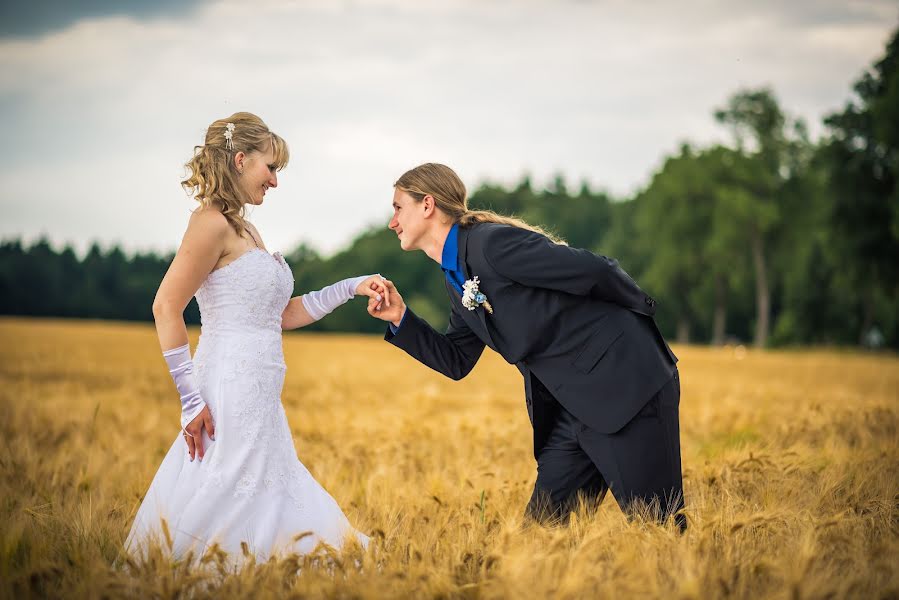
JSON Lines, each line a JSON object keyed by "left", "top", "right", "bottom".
{"left": 367, "top": 279, "right": 406, "bottom": 326}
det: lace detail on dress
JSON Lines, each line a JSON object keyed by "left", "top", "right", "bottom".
{"left": 193, "top": 249, "right": 304, "bottom": 500}
{"left": 194, "top": 248, "right": 293, "bottom": 334}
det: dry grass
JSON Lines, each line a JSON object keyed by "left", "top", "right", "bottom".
{"left": 1, "top": 317, "right": 897, "bottom": 599}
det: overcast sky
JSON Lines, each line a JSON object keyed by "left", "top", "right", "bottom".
{"left": 1, "top": 0, "right": 896, "bottom": 256}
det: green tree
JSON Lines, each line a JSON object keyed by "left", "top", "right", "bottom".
{"left": 820, "top": 27, "right": 899, "bottom": 345}
{"left": 631, "top": 144, "right": 749, "bottom": 344}
{"left": 632, "top": 145, "right": 710, "bottom": 343}
{"left": 714, "top": 88, "right": 812, "bottom": 347}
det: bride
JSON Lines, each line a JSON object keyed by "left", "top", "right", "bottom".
{"left": 126, "top": 112, "right": 382, "bottom": 563}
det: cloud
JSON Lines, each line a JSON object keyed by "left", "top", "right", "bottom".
{"left": 0, "top": 0, "right": 206, "bottom": 38}
{"left": 0, "top": 0, "right": 895, "bottom": 255}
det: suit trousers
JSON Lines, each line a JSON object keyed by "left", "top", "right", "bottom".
{"left": 525, "top": 369, "right": 686, "bottom": 530}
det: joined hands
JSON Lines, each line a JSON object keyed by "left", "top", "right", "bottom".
{"left": 355, "top": 275, "right": 390, "bottom": 306}
{"left": 367, "top": 278, "right": 406, "bottom": 327}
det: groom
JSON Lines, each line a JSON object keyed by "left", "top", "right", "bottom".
{"left": 368, "top": 163, "right": 685, "bottom": 529}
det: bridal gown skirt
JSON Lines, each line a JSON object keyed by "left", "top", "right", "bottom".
{"left": 125, "top": 250, "right": 368, "bottom": 564}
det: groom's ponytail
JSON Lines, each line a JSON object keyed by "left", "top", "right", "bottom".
{"left": 457, "top": 210, "right": 567, "bottom": 245}
{"left": 394, "top": 163, "right": 567, "bottom": 246}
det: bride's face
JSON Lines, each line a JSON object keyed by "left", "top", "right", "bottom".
{"left": 237, "top": 147, "right": 278, "bottom": 206}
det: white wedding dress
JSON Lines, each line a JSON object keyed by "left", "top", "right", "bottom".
{"left": 126, "top": 248, "right": 368, "bottom": 563}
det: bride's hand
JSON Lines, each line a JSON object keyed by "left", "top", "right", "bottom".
{"left": 355, "top": 275, "right": 390, "bottom": 307}
{"left": 183, "top": 404, "right": 215, "bottom": 462}
{"left": 367, "top": 279, "right": 406, "bottom": 326}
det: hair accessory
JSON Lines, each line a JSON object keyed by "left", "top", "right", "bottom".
{"left": 224, "top": 122, "right": 236, "bottom": 151}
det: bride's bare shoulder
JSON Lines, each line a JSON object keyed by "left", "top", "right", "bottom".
{"left": 187, "top": 206, "right": 231, "bottom": 237}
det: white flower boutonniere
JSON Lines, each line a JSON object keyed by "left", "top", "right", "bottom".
{"left": 461, "top": 276, "right": 493, "bottom": 314}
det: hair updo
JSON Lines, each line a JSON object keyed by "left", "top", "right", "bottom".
{"left": 182, "top": 112, "right": 289, "bottom": 235}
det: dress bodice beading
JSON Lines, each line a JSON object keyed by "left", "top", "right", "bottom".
{"left": 194, "top": 249, "right": 294, "bottom": 339}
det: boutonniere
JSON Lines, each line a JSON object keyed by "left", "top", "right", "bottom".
{"left": 461, "top": 276, "right": 493, "bottom": 314}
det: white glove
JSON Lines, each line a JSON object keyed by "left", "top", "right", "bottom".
{"left": 301, "top": 274, "right": 374, "bottom": 321}
{"left": 162, "top": 343, "right": 207, "bottom": 430}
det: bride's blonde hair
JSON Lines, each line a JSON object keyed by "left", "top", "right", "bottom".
{"left": 394, "top": 163, "right": 567, "bottom": 245}
{"left": 182, "top": 112, "right": 289, "bottom": 235}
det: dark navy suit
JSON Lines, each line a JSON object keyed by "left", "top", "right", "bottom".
{"left": 386, "top": 223, "right": 685, "bottom": 527}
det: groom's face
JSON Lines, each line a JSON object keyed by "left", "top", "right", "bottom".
{"left": 389, "top": 189, "right": 427, "bottom": 251}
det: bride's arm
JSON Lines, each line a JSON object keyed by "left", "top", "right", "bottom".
{"left": 281, "top": 296, "right": 317, "bottom": 330}
{"left": 152, "top": 210, "right": 227, "bottom": 461}
{"left": 153, "top": 210, "right": 228, "bottom": 349}
{"left": 281, "top": 275, "right": 389, "bottom": 331}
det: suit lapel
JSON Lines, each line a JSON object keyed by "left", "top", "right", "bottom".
{"left": 458, "top": 226, "right": 497, "bottom": 348}
{"left": 445, "top": 278, "right": 463, "bottom": 306}
{"left": 444, "top": 245, "right": 472, "bottom": 323}
{"left": 446, "top": 275, "right": 492, "bottom": 346}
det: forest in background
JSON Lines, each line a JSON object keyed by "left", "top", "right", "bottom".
{"left": 2, "top": 29, "right": 897, "bottom": 349}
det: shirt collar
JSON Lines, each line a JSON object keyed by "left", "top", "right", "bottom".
{"left": 441, "top": 223, "right": 460, "bottom": 272}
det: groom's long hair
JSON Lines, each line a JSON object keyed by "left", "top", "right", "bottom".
{"left": 394, "top": 163, "right": 567, "bottom": 246}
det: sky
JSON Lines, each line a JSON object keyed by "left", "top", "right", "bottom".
{"left": 0, "top": 0, "right": 896, "bottom": 256}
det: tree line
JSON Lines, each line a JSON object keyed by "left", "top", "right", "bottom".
{"left": 2, "top": 28, "right": 897, "bottom": 349}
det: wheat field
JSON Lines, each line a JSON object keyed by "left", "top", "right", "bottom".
{"left": 0, "top": 317, "right": 897, "bottom": 599}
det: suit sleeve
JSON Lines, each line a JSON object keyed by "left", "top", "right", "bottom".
{"left": 483, "top": 225, "right": 655, "bottom": 316}
{"left": 385, "top": 305, "right": 486, "bottom": 380}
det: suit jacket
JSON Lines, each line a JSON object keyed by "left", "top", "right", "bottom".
{"left": 385, "top": 223, "right": 677, "bottom": 456}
